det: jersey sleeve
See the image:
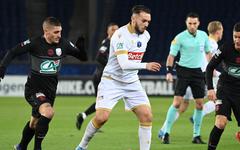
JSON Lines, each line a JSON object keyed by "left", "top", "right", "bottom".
{"left": 112, "top": 30, "right": 146, "bottom": 70}
{"left": 169, "top": 36, "right": 181, "bottom": 56}
{"left": 65, "top": 39, "right": 88, "bottom": 61}
{"left": 206, "top": 44, "right": 225, "bottom": 89}
{"left": 95, "top": 39, "right": 109, "bottom": 66}
{"left": 0, "top": 38, "right": 32, "bottom": 67}
{"left": 204, "top": 33, "right": 210, "bottom": 53}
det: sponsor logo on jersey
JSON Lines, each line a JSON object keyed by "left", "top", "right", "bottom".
{"left": 56, "top": 48, "right": 62, "bottom": 56}
{"left": 128, "top": 52, "right": 144, "bottom": 60}
{"left": 116, "top": 42, "right": 124, "bottom": 49}
{"left": 228, "top": 66, "right": 240, "bottom": 78}
{"left": 40, "top": 60, "right": 60, "bottom": 74}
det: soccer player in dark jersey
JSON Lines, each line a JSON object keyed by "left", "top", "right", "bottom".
{"left": 206, "top": 22, "right": 240, "bottom": 150}
{"left": 0, "top": 17, "right": 87, "bottom": 150}
{"left": 76, "top": 23, "right": 119, "bottom": 130}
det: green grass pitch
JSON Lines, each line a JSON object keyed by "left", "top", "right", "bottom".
{"left": 0, "top": 96, "right": 239, "bottom": 149}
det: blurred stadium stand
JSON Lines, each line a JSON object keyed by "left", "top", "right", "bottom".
{"left": 0, "top": 0, "right": 240, "bottom": 76}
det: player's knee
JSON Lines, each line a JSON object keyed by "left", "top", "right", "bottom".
{"left": 93, "top": 116, "right": 108, "bottom": 127}
{"left": 139, "top": 111, "right": 152, "bottom": 123}
{"left": 195, "top": 102, "right": 204, "bottom": 109}
{"left": 215, "top": 115, "right": 228, "bottom": 129}
{"left": 173, "top": 96, "right": 182, "bottom": 108}
{"left": 95, "top": 111, "right": 109, "bottom": 125}
{"left": 39, "top": 103, "right": 54, "bottom": 119}
{"left": 29, "top": 120, "right": 37, "bottom": 129}
{"left": 41, "top": 108, "right": 54, "bottom": 119}
{"left": 179, "top": 108, "right": 186, "bottom": 113}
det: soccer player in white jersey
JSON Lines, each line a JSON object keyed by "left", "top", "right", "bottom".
{"left": 158, "top": 21, "right": 223, "bottom": 142}
{"left": 75, "top": 5, "right": 161, "bottom": 150}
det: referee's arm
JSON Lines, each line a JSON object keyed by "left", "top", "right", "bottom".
{"left": 166, "top": 54, "right": 175, "bottom": 82}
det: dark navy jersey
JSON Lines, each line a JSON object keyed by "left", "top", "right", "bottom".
{"left": 93, "top": 38, "right": 110, "bottom": 79}
{"left": 206, "top": 42, "right": 240, "bottom": 92}
{"left": 0, "top": 36, "right": 87, "bottom": 99}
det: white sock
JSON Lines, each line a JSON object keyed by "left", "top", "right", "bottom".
{"left": 202, "top": 101, "right": 215, "bottom": 116}
{"left": 139, "top": 125, "right": 152, "bottom": 150}
{"left": 82, "top": 112, "right": 87, "bottom": 119}
{"left": 78, "top": 120, "right": 98, "bottom": 149}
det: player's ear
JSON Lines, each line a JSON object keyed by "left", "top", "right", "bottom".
{"left": 131, "top": 14, "right": 137, "bottom": 24}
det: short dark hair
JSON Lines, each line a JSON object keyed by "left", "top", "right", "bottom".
{"left": 233, "top": 22, "right": 240, "bottom": 32}
{"left": 131, "top": 5, "right": 151, "bottom": 15}
{"left": 186, "top": 12, "right": 199, "bottom": 20}
{"left": 43, "top": 17, "right": 61, "bottom": 26}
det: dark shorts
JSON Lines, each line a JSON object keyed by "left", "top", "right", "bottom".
{"left": 174, "top": 65, "right": 205, "bottom": 99}
{"left": 216, "top": 87, "right": 240, "bottom": 126}
{"left": 25, "top": 91, "right": 54, "bottom": 118}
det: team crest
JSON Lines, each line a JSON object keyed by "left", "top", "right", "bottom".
{"left": 47, "top": 49, "right": 54, "bottom": 56}
{"left": 56, "top": 48, "right": 62, "bottom": 56}
{"left": 137, "top": 41, "right": 142, "bottom": 48}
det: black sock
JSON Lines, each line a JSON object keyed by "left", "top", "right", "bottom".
{"left": 208, "top": 125, "right": 224, "bottom": 150}
{"left": 34, "top": 116, "right": 51, "bottom": 150}
{"left": 84, "top": 102, "right": 96, "bottom": 116}
{"left": 19, "top": 121, "right": 35, "bottom": 150}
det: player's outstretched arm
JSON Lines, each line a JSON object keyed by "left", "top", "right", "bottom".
{"left": 0, "top": 39, "right": 32, "bottom": 82}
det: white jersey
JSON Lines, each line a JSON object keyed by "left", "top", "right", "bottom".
{"left": 209, "top": 37, "right": 221, "bottom": 76}
{"left": 102, "top": 24, "right": 150, "bottom": 83}
{"left": 201, "top": 37, "right": 219, "bottom": 72}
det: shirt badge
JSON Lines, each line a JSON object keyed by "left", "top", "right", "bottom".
{"left": 56, "top": 48, "right": 62, "bottom": 56}
{"left": 137, "top": 41, "right": 142, "bottom": 48}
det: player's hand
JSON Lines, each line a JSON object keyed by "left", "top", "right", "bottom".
{"left": 75, "top": 36, "right": 88, "bottom": 61}
{"left": 76, "top": 36, "right": 85, "bottom": 50}
{"left": 146, "top": 62, "right": 161, "bottom": 72}
{"left": 0, "top": 66, "right": 6, "bottom": 82}
{"left": 166, "top": 73, "right": 173, "bottom": 82}
{"left": 207, "top": 89, "right": 217, "bottom": 101}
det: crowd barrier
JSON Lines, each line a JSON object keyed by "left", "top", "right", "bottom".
{"left": 0, "top": 75, "right": 176, "bottom": 97}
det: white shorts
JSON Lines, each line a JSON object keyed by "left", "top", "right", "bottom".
{"left": 96, "top": 77, "right": 150, "bottom": 111}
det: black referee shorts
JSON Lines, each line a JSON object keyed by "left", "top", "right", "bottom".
{"left": 174, "top": 65, "right": 205, "bottom": 99}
